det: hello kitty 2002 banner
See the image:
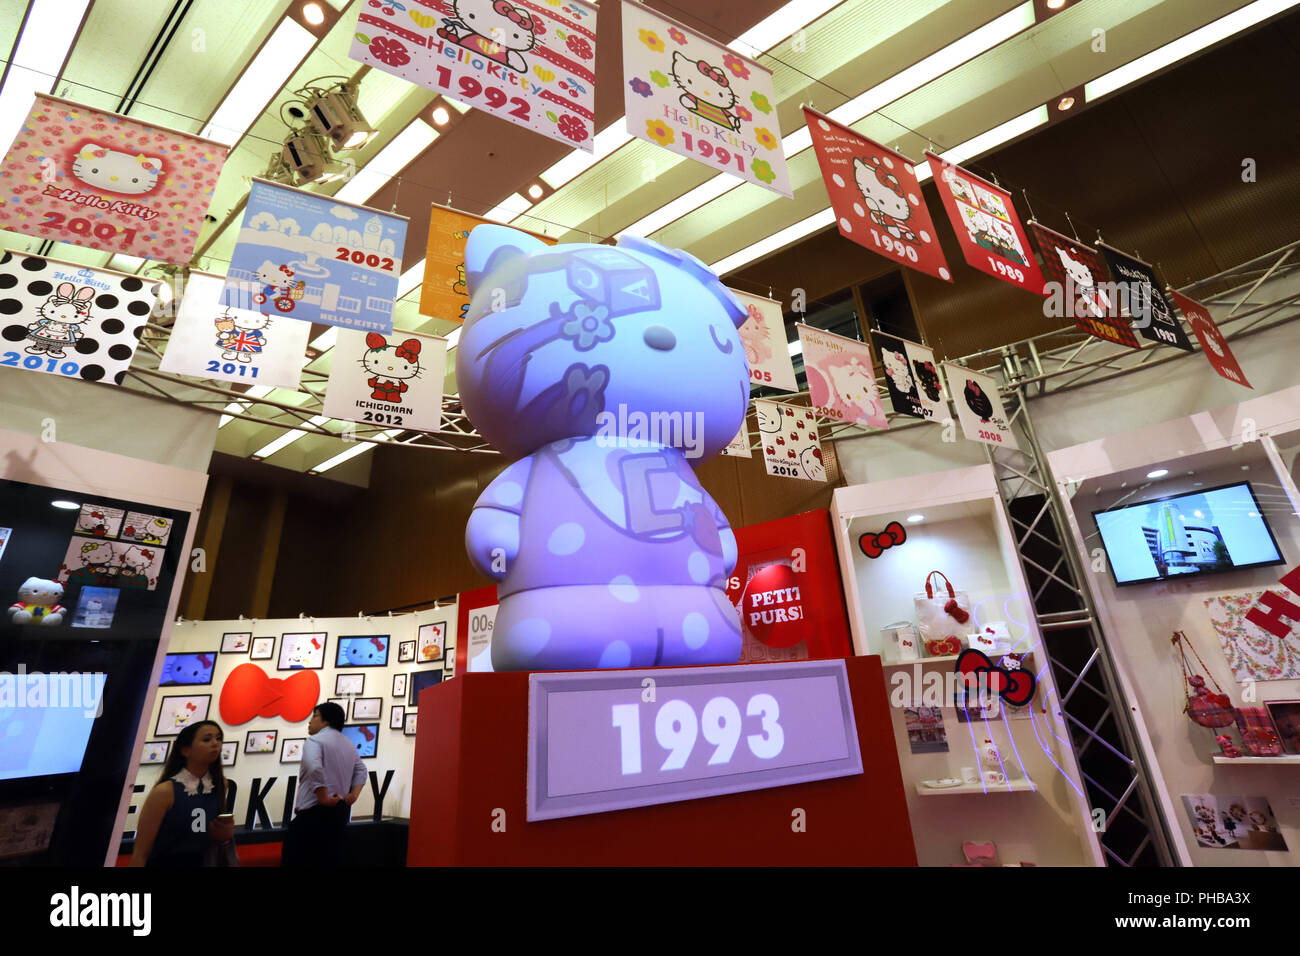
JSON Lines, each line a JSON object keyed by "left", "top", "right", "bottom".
{"left": 351, "top": 0, "right": 598, "bottom": 151}
{"left": 796, "top": 324, "right": 888, "bottom": 430}
{"left": 622, "top": 1, "right": 791, "bottom": 197}
{"left": 324, "top": 328, "right": 448, "bottom": 434}
{"left": 221, "top": 179, "right": 408, "bottom": 334}
{"left": 0, "top": 94, "right": 228, "bottom": 264}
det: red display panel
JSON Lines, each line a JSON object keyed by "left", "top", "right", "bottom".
{"left": 1028, "top": 221, "right": 1141, "bottom": 349}
{"left": 1170, "top": 289, "right": 1253, "bottom": 389}
{"left": 925, "top": 152, "right": 1045, "bottom": 294}
{"left": 805, "top": 108, "right": 951, "bottom": 282}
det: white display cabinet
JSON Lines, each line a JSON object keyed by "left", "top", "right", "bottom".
{"left": 830, "top": 464, "right": 1102, "bottom": 866}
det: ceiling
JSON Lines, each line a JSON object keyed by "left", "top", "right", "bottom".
{"left": 0, "top": 0, "right": 1292, "bottom": 483}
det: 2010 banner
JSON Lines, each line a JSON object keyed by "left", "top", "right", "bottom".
{"left": 1169, "top": 289, "right": 1252, "bottom": 389}
{"left": 1029, "top": 222, "right": 1140, "bottom": 350}
{"left": 323, "top": 328, "right": 447, "bottom": 433}
{"left": 622, "top": 1, "right": 791, "bottom": 197}
{"left": 351, "top": 0, "right": 598, "bottom": 151}
{"left": 796, "top": 324, "right": 888, "bottom": 429}
{"left": 420, "top": 206, "right": 554, "bottom": 322}
{"left": 0, "top": 94, "right": 228, "bottom": 264}
{"left": 221, "top": 179, "right": 407, "bottom": 334}
{"left": 944, "top": 363, "right": 1018, "bottom": 449}
{"left": 873, "top": 331, "right": 947, "bottom": 422}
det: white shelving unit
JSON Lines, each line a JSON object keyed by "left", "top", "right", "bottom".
{"left": 915, "top": 780, "right": 1037, "bottom": 796}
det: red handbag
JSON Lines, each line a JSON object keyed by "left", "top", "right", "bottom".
{"left": 1172, "top": 632, "right": 1234, "bottom": 728}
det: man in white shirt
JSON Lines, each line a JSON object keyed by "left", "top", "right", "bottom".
{"left": 281, "top": 702, "right": 367, "bottom": 867}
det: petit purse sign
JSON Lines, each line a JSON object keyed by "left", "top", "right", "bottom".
{"left": 526, "top": 660, "right": 862, "bottom": 821}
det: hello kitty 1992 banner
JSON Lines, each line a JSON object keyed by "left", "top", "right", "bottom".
{"left": 222, "top": 180, "right": 407, "bottom": 334}
{"left": 0, "top": 94, "right": 228, "bottom": 264}
{"left": 351, "top": 0, "right": 598, "bottom": 151}
{"left": 796, "top": 325, "right": 888, "bottom": 430}
{"left": 324, "top": 328, "right": 447, "bottom": 433}
{"left": 622, "top": 2, "right": 791, "bottom": 197}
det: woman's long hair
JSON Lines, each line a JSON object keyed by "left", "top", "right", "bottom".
{"left": 159, "top": 720, "right": 228, "bottom": 809}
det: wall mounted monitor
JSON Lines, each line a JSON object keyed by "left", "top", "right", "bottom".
{"left": 159, "top": 652, "right": 217, "bottom": 686}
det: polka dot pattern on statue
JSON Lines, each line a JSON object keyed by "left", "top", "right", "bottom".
{"left": 683, "top": 613, "right": 709, "bottom": 649}
{"left": 609, "top": 575, "right": 639, "bottom": 603}
{"left": 599, "top": 641, "right": 632, "bottom": 668}
{"left": 508, "top": 618, "right": 552, "bottom": 657}
{"left": 547, "top": 522, "right": 585, "bottom": 555}
{"left": 687, "top": 552, "right": 710, "bottom": 584}
{"left": 494, "top": 481, "right": 523, "bottom": 507}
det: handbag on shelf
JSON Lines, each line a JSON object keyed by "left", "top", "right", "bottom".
{"left": 1172, "top": 631, "right": 1235, "bottom": 728}
{"left": 1234, "top": 707, "right": 1283, "bottom": 756}
{"left": 914, "top": 571, "right": 975, "bottom": 647}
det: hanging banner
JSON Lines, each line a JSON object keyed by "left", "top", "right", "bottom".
{"left": 1029, "top": 222, "right": 1140, "bottom": 349}
{"left": 351, "top": 0, "right": 598, "bottom": 151}
{"left": 754, "top": 399, "right": 826, "bottom": 481}
{"left": 731, "top": 288, "right": 795, "bottom": 391}
{"left": 796, "top": 325, "right": 888, "bottom": 429}
{"left": 804, "top": 109, "right": 951, "bottom": 282}
{"left": 720, "top": 422, "right": 752, "bottom": 458}
{"left": 323, "top": 328, "right": 447, "bottom": 433}
{"left": 873, "top": 331, "right": 947, "bottom": 422}
{"left": 943, "top": 363, "right": 1018, "bottom": 449}
{"left": 1097, "top": 243, "right": 1193, "bottom": 351}
{"left": 159, "top": 272, "right": 310, "bottom": 389}
{"left": 0, "top": 94, "right": 228, "bottom": 264}
{"left": 925, "top": 152, "right": 1044, "bottom": 295}
{"left": 0, "top": 251, "right": 155, "bottom": 386}
{"left": 221, "top": 179, "right": 407, "bottom": 334}
{"left": 420, "top": 207, "right": 554, "bottom": 322}
{"left": 1169, "top": 289, "right": 1253, "bottom": 389}
{"left": 622, "top": 1, "right": 791, "bottom": 197}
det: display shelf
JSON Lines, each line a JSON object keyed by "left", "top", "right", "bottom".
{"left": 882, "top": 654, "right": 961, "bottom": 669}
{"left": 914, "top": 780, "right": 1037, "bottom": 796}
{"left": 1212, "top": 755, "right": 1300, "bottom": 765}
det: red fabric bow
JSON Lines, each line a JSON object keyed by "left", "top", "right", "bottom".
{"left": 955, "top": 649, "right": 1035, "bottom": 708}
{"left": 395, "top": 339, "right": 421, "bottom": 362}
{"left": 944, "top": 598, "right": 970, "bottom": 623}
{"left": 278, "top": 264, "right": 294, "bottom": 277}
{"left": 874, "top": 162, "right": 904, "bottom": 198}
{"left": 492, "top": 0, "right": 533, "bottom": 30}
{"left": 219, "top": 663, "right": 320, "bottom": 725}
{"left": 697, "top": 60, "right": 729, "bottom": 87}
{"left": 858, "top": 521, "right": 906, "bottom": 558}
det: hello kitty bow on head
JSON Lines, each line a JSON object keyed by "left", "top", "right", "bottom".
{"left": 395, "top": 339, "right": 421, "bottom": 362}
{"left": 698, "top": 60, "right": 729, "bottom": 86}
{"left": 873, "top": 162, "right": 904, "bottom": 197}
{"left": 492, "top": 0, "right": 533, "bottom": 30}
{"left": 278, "top": 265, "right": 294, "bottom": 278}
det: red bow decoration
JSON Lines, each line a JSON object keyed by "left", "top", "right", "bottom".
{"left": 858, "top": 521, "right": 906, "bottom": 558}
{"left": 140, "top": 549, "right": 155, "bottom": 561}
{"left": 697, "top": 60, "right": 729, "bottom": 87}
{"left": 395, "top": 338, "right": 421, "bottom": 362}
{"left": 370, "top": 636, "right": 385, "bottom": 651}
{"left": 492, "top": 0, "right": 533, "bottom": 30}
{"left": 220, "top": 663, "right": 320, "bottom": 725}
{"left": 945, "top": 599, "right": 970, "bottom": 624}
{"left": 278, "top": 264, "right": 294, "bottom": 277}
{"left": 925, "top": 637, "right": 962, "bottom": 657}
{"left": 359, "top": 725, "right": 376, "bottom": 741}
{"left": 955, "top": 649, "right": 1035, "bottom": 708}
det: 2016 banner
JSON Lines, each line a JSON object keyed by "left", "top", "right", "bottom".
{"left": 944, "top": 363, "right": 1018, "bottom": 449}
{"left": 0, "top": 251, "right": 155, "bottom": 386}
{"left": 1098, "top": 243, "right": 1192, "bottom": 351}
{"left": 0, "top": 94, "right": 227, "bottom": 264}
{"left": 873, "top": 331, "right": 947, "bottom": 422}
{"left": 159, "top": 272, "right": 310, "bottom": 389}
{"left": 1169, "top": 289, "right": 1252, "bottom": 389}
{"left": 754, "top": 399, "right": 826, "bottom": 481}
{"left": 796, "top": 324, "right": 888, "bottom": 429}
{"left": 351, "top": 0, "right": 598, "bottom": 151}
{"left": 420, "top": 206, "right": 554, "bottom": 322}
{"left": 1029, "top": 222, "right": 1140, "bottom": 350}
{"left": 926, "top": 152, "right": 1044, "bottom": 295}
{"left": 804, "top": 109, "right": 951, "bottom": 282}
{"left": 221, "top": 179, "right": 407, "bottom": 333}
{"left": 622, "top": 1, "right": 791, "bottom": 197}
{"left": 324, "top": 328, "right": 447, "bottom": 433}
{"left": 732, "top": 289, "right": 795, "bottom": 392}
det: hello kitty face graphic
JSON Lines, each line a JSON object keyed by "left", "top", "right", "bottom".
{"left": 361, "top": 334, "right": 422, "bottom": 382}
{"left": 800, "top": 444, "right": 825, "bottom": 480}
{"left": 756, "top": 402, "right": 781, "bottom": 436}
{"left": 254, "top": 261, "right": 291, "bottom": 287}
{"left": 1056, "top": 248, "right": 1110, "bottom": 316}
{"left": 71, "top": 144, "right": 162, "bottom": 195}
{"left": 77, "top": 509, "right": 109, "bottom": 535}
{"left": 882, "top": 349, "right": 912, "bottom": 392}
{"left": 441, "top": 0, "right": 536, "bottom": 72}
{"left": 118, "top": 545, "right": 154, "bottom": 574}
{"left": 79, "top": 541, "right": 115, "bottom": 569}
{"left": 827, "top": 360, "right": 880, "bottom": 417}
{"left": 233, "top": 312, "right": 270, "bottom": 332}
{"left": 672, "top": 51, "right": 740, "bottom": 131}
{"left": 854, "top": 157, "right": 913, "bottom": 239}
{"left": 738, "top": 304, "right": 772, "bottom": 366}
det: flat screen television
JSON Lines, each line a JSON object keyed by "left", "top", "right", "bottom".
{"left": 0, "top": 673, "right": 106, "bottom": 780}
{"left": 1092, "top": 481, "right": 1285, "bottom": 586}
{"left": 159, "top": 652, "right": 217, "bottom": 686}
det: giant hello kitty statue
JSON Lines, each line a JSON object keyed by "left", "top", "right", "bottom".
{"left": 457, "top": 227, "right": 750, "bottom": 671}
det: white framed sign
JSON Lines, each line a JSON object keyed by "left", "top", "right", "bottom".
{"left": 323, "top": 328, "right": 447, "bottom": 433}
{"left": 944, "top": 363, "right": 1018, "bottom": 449}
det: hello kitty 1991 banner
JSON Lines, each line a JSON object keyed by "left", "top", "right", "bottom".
{"left": 622, "top": 2, "right": 791, "bottom": 197}
{"left": 796, "top": 324, "right": 888, "bottom": 430}
{"left": 0, "top": 94, "right": 228, "bottom": 264}
{"left": 351, "top": 0, "right": 598, "bottom": 151}
{"left": 324, "top": 328, "right": 447, "bottom": 434}
{"left": 221, "top": 179, "right": 408, "bottom": 334}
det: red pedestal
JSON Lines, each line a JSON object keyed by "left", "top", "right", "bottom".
{"left": 407, "top": 656, "right": 916, "bottom": 865}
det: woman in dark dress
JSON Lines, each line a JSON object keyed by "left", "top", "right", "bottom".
{"left": 131, "top": 720, "right": 234, "bottom": 866}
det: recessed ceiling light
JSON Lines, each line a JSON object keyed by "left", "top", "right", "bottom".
{"left": 1056, "top": 95, "right": 1075, "bottom": 110}
{"left": 1047, "top": 0, "right": 1066, "bottom": 9}
{"left": 302, "top": 2, "right": 325, "bottom": 25}
{"left": 51, "top": 500, "right": 80, "bottom": 510}
{"left": 907, "top": 514, "right": 925, "bottom": 523}
{"left": 528, "top": 183, "right": 544, "bottom": 200}
{"left": 1146, "top": 469, "right": 1168, "bottom": 478}
{"left": 431, "top": 106, "right": 450, "bottom": 126}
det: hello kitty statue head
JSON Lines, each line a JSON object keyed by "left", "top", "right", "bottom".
{"left": 455, "top": 0, "right": 537, "bottom": 53}
{"left": 72, "top": 144, "right": 162, "bottom": 195}
{"left": 672, "top": 51, "right": 738, "bottom": 112}
{"left": 854, "top": 157, "right": 910, "bottom": 225}
{"left": 882, "top": 349, "right": 912, "bottom": 392}
{"left": 361, "top": 334, "right": 422, "bottom": 382}
{"left": 38, "top": 284, "right": 95, "bottom": 326}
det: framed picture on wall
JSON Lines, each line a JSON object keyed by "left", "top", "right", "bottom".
{"left": 392, "top": 673, "right": 407, "bottom": 698}
{"left": 244, "top": 730, "right": 277, "bottom": 754}
{"left": 403, "top": 712, "right": 418, "bottom": 736}
{"left": 409, "top": 669, "right": 443, "bottom": 708}
{"left": 335, "top": 673, "right": 364, "bottom": 697}
{"left": 342, "top": 724, "right": 379, "bottom": 759}
{"left": 277, "top": 632, "right": 327, "bottom": 671}
{"left": 220, "top": 742, "right": 238, "bottom": 767}
{"left": 1265, "top": 701, "right": 1300, "bottom": 755}
{"left": 141, "top": 741, "right": 169, "bottom": 765}
{"left": 280, "top": 738, "right": 305, "bottom": 764}
{"left": 220, "top": 632, "right": 251, "bottom": 653}
{"left": 154, "top": 694, "right": 211, "bottom": 736}
{"left": 417, "top": 622, "right": 446, "bottom": 663}
{"left": 335, "top": 635, "right": 389, "bottom": 668}
{"left": 250, "top": 636, "right": 275, "bottom": 660}
{"left": 351, "top": 698, "right": 381, "bottom": 721}
{"left": 328, "top": 697, "right": 350, "bottom": 716}
{"left": 398, "top": 640, "right": 415, "bottom": 663}
{"left": 389, "top": 705, "right": 405, "bottom": 730}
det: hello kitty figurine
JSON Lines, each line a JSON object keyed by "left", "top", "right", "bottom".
{"left": 854, "top": 156, "right": 917, "bottom": 242}
{"left": 361, "top": 333, "right": 422, "bottom": 403}
{"left": 438, "top": 0, "right": 537, "bottom": 73}
{"left": 71, "top": 144, "right": 162, "bottom": 195}
{"left": 221, "top": 312, "right": 270, "bottom": 363}
{"left": 25, "top": 283, "right": 95, "bottom": 358}
{"left": 8, "top": 578, "right": 65, "bottom": 626}
{"left": 672, "top": 51, "right": 741, "bottom": 131}
{"left": 457, "top": 226, "right": 749, "bottom": 671}
{"left": 882, "top": 348, "right": 913, "bottom": 394}
{"left": 979, "top": 738, "right": 1002, "bottom": 771}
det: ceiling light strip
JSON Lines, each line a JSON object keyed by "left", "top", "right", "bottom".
{"left": 333, "top": 120, "right": 439, "bottom": 204}
{"left": 252, "top": 414, "right": 329, "bottom": 459}
{"left": 313, "top": 428, "right": 402, "bottom": 473}
{"left": 201, "top": 17, "right": 318, "bottom": 147}
{"left": 0, "top": 0, "right": 91, "bottom": 157}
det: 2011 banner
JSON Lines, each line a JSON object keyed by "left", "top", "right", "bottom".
{"left": 796, "top": 324, "right": 887, "bottom": 429}
{"left": 351, "top": 0, "right": 598, "bottom": 151}
{"left": 622, "top": 1, "right": 791, "bottom": 197}
{"left": 0, "top": 94, "right": 228, "bottom": 263}
{"left": 324, "top": 328, "right": 447, "bottom": 433}
{"left": 221, "top": 179, "right": 408, "bottom": 334}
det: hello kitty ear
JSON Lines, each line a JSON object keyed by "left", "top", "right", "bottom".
{"left": 75, "top": 286, "right": 95, "bottom": 301}
{"left": 55, "top": 282, "right": 75, "bottom": 300}
{"left": 464, "top": 225, "right": 549, "bottom": 297}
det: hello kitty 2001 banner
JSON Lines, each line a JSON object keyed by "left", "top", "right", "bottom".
{"left": 796, "top": 324, "right": 888, "bottom": 430}
{"left": 324, "top": 328, "right": 447, "bottom": 434}
{"left": 222, "top": 179, "right": 408, "bottom": 334}
{"left": 351, "top": 0, "right": 598, "bottom": 151}
{"left": 0, "top": 94, "right": 228, "bottom": 264}
{"left": 622, "top": 1, "right": 791, "bottom": 197}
